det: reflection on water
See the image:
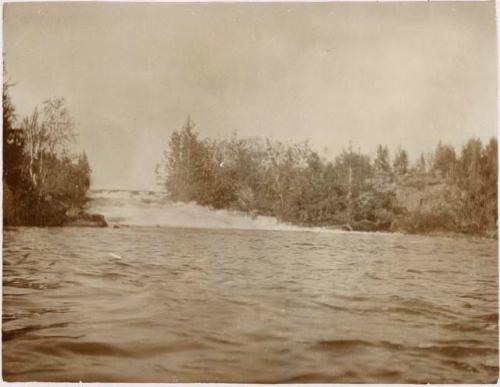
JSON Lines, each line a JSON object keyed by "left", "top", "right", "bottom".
{"left": 2, "top": 226, "right": 498, "bottom": 382}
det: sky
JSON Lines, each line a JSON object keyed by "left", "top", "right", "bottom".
{"left": 3, "top": 1, "right": 497, "bottom": 190}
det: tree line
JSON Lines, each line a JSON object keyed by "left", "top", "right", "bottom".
{"left": 157, "top": 117, "right": 497, "bottom": 235}
{"left": 3, "top": 71, "right": 91, "bottom": 226}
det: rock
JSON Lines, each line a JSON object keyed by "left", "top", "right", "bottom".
{"left": 64, "top": 211, "right": 108, "bottom": 227}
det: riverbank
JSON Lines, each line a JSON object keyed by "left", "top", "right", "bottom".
{"left": 3, "top": 183, "right": 107, "bottom": 227}
{"left": 156, "top": 124, "right": 497, "bottom": 239}
{"left": 292, "top": 219, "right": 497, "bottom": 240}
{"left": 219, "top": 171, "right": 497, "bottom": 239}
{"left": 85, "top": 188, "right": 495, "bottom": 237}
{"left": 3, "top": 96, "right": 100, "bottom": 229}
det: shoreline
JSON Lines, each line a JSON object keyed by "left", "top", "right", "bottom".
{"left": 5, "top": 220, "right": 496, "bottom": 241}
{"left": 5, "top": 193, "right": 496, "bottom": 239}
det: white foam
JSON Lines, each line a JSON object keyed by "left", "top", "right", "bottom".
{"left": 87, "top": 189, "right": 349, "bottom": 233}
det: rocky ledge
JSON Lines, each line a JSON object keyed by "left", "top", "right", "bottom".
{"left": 64, "top": 208, "right": 108, "bottom": 227}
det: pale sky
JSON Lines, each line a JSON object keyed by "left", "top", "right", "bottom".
{"left": 3, "top": 2, "right": 497, "bottom": 190}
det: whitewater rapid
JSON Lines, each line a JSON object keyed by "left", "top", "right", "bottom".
{"left": 88, "top": 189, "right": 330, "bottom": 232}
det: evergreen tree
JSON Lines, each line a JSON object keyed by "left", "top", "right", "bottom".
{"left": 393, "top": 146, "right": 409, "bottom": 175}
{"left": 3, "top": 70, "right": 24, "bottom": 189}
{"left": 3, "top": 69, "right": 16, "bottom": 133}
{"left": 432, "top": 142, "right": 457, "bottom": 179}
{"left": 374, "top": 145, "right": 391, "bottom": 175}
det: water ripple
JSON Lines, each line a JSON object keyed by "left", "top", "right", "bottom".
{"left": 2, "top": 226, "right": 498, "bottom": 383}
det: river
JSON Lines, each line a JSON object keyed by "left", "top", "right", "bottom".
{"left": 2, "top": 190, "right": 498, "bottom": 382}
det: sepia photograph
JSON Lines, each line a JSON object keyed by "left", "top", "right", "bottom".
{"left": 2, "top": 1, "right": 499, "bottom": 383}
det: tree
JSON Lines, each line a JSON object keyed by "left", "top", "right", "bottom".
{"left": 3, "top": 69, "right": 24, "bottom": 189}
{"left": 432, "top": 142, "right": 456, "bottom": 179}
{"left": 3, "top": 68, "right": 16, "bottom": 133}
{"left": 374, "top": 144, "right": 391, "bottom": 175}
{"left": 480, "top": 138, "right": 498, "bottom": 228}
{"left": 334, "top": 147, "right": 372, "bottom": 199}
{"left": 457, "top": 138, "right": 482, "bottom": 183}
{"left": 21, "top": 97, "right": 76, "bottom": 195}
{"left": 163, "top": 116, "right": 216, "bottom": 203}
{"left": 456, "top": 138, "right": 497, "bottom": 230}
{"left": 3, "top": 87, "right": 92, "bottom": 225}
{"left": 393, "top": 146, "right": 409, "bottom": 175}
{"left": 157, "top": 123, "right": 498, "bottom": 234}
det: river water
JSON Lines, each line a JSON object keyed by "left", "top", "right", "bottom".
{"left": 2, "top": 191, "right": 499, "bottom": 383}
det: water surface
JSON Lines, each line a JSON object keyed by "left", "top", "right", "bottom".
{"left": 3, "top": 224, "right": 498, "bottom": 383}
